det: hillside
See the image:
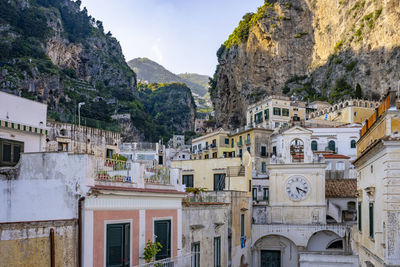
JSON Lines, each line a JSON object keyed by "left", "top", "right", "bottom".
{"left": 128, "top": 57, "right": 209, "bottom": 97}
{"left": 0, "top": 0, "right": 195, "bottom": 141}
{"left": 210, "top": 0, "right": 400, "bottom": 129}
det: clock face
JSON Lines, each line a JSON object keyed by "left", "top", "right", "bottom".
{"left": 285, "top": 176, "right": 309, "bottom": 201}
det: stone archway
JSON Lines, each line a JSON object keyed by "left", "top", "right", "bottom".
{"left": 306, "top": 230, "right": 343, "bottom": 252}
{"left": 252, "top": 235, "right": 298, "bottom": 267}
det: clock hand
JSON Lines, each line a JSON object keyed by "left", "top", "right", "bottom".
{"left": 297, "top": 187, "right": 307, "bottom": 193}
{"left": 296, "top": 187, "right": 300, "bottom": 194}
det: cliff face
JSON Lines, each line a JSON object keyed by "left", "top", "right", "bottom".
{"left": 212, "top": 0, "right": 400, "bottom": 129}
{"left": 0, "top": 0, "right": 195, "bottom": 142}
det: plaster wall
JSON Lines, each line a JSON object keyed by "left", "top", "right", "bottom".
{"left": 0, "top": 220, "right": 77, "bottom": 267}
{"left": 0, "top": 152, "right": 93, "bottom": 222}
{"left": 0, "top": 91, "right": 47, "bottom": 127}
{"left": 0, "top": 126, "right": 46, "bottom": 153}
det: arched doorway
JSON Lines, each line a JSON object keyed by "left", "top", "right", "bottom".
{"left": 253, "top": 235, "right": 298, "bottom": 267}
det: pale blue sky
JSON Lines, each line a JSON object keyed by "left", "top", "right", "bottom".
{"left": 80, "top": 0, "right": 263, "bottom": 76}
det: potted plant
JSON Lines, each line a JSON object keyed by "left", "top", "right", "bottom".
{"left": 143, "top": 240, "right": 162, "bottom": 263}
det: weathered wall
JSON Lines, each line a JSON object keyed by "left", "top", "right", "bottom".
{"left": 0, "top": 220, "right": 77, "bottom": 267}
{"left": 0, "top": 152, "right": 93, "bottom": 222}
{"left": 299, "top": 253, "right": 358, "bottom": 267}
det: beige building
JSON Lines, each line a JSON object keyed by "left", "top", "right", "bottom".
{"left": 353, "top": 90, "right": 400, "bottom": 267}
{"left": 246, "top": 95, "right": 307, "bottom": 130}
{"left": 191, "top": 128, "right": 234, "bottom": 160}
{"left": 46, "top": 120, "right": 120, "bottom": 158}
{"left": 172, "top": 152, "right": 253, "bottom": 267}
{"left": 308, "top": 99, "right": 379, "bottom": 124}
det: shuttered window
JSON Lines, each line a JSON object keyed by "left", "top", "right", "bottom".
{"left": 191, "top": 242, "right": 200, "bottom": 267}
{"left": 155, "top": 220, "right": 171, "bottom": 260}
{"left": 213, "top": 174, "right": 225, "bottom": 191}
{"left": 358, "top": 202, "right": 362, "bottom": 232}
{"left": 106, "top": 223, "right": 130, "bottom": 267}
{"left": 183, "top": 175, "right": 194, "bottom": 188}
{"left": 241, "top": 214, "right": 245, "bottom": 237}
{"left": 369, "top": 202, "right": 374, "bottom": 238}
{"left": 214, "top": 237, "right": 221, "bottom": 267}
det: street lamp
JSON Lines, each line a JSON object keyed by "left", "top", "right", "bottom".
{"left": 78, "top": 102, "right": 85, "bottom": 127}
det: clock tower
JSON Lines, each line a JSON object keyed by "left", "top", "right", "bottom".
{"left": 268, "top": 126, "right": 326, "bottom": 224}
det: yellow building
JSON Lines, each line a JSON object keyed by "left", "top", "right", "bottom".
{"left": 191, "top": 128, "right": 234, "bottom": 160}
{"left": 246, "top": 95, "right": 307, "bottom": 130}
{"left": 308, "top": 99, "right": 379, "bottom": 124}
{"left": 230, "top": 128, "right": 273, "bottom": 174}
{"left": 353, "top": 90, "right": 400, "bottom": 267}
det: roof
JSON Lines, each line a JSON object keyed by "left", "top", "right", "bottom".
{"left": 90, "top": 185, "right": 186, "bottom": 195}
{"left": 325, "top": 179, "right": 357, "bottom": 198}
{"left": 323, "top": 154, "right": 350, "bottom": 159}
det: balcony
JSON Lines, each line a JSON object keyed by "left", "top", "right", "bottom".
{"left": 210, "top": 143, "right": 217, "bottom": 149}
{"left": 245, "top": 139, "right": 251, "bottom": 145}
{"left": 95, "top": 158, "right": 132, "bottom": 183}
{"left": 144, "top": 166, "right": 171, "bottom": 185}
{"left": 134, "top": 252, "right": 195, "bottom": 267}
{"left": 237, "top": 141, "right": 243, "bottom": 147}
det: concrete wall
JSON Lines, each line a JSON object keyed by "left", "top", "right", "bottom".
{"left": 0, "top": 91, "right": 47, "bottom": 127}
{"left": 46, "top": 121, "right": 120, "bottom": 157}
{"left": 0, "top": 126, "right": 46, "bottom": 153}
{"left": 0, "top": 220, "right": 77, "bottom": 267}
{"left": 0, "top": 152, "right": 93, "bottom": 222}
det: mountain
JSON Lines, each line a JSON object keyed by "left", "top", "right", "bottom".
{"left": 0, "top": 0, "right": 195, "bottom": 141}
{"left": 210, "top": 0, "right": 400, "bottom": 129}
{"left": 128, "top": 57, "right": 209, "bottom": 97}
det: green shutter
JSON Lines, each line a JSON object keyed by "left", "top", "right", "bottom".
{"left": 241, "top": 214, "right": 245, "bottom": 237}
{"left": 106, "top": 223, "right": 130, "bottom": 267}
{"left": 358, "top": 202, "right": 362, "bottom": 232}
{"left": 155, "top": 220, "right": 171, "bottom": 260}
{"left": 369, "top": 202, "right": 374, "bottom": 238}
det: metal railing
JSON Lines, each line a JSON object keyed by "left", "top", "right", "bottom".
{"left": 134, "top": 253, "right": 195, "bottom": 267}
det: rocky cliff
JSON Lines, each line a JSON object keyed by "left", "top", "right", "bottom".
{"left": 0, "top": 0, "right": 195, "bottom": 141}
{"left": 211, "top": 0, "right": 400, "bottom": 129}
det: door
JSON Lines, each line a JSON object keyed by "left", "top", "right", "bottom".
{"left": 261, "top": 250, "right": 280, "bottom": 267}
{"left": 154, "top": 220, "right": 171, "bottom": 260}
{"left": 106, "top": 223, "right": 130, "bottom": 267}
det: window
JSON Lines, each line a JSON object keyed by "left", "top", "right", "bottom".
{"left": 252, "top": 188, "right": 257, "bottom": 201}
{"left": 214, "top": 237, "right": 221, "bottom": 267}
{"left": 248, "top": 180, "right": 252, "bottom": 192}
{"left": 241, "top": 214, "right": 245, "bottom": 237}
{"left": 205, "top": 142, "right": 208, "bottom": 149}
{"left": 326, "top": 162, "right": 332, "bottom": 170}
{"left": 358, "top": 202, "right": 362, "bottom": 232}
{"left": 350, "top": 140, "right": 356, "bottom": 148}
{"left": 247, "top": 147, "right": 250, "bottom": 153}
{"left": 212, "top": 139, "right": 216, "bottom": 146}
{"left": 212, "top": 152, "right": 217, "bottom": 158}
{"left": 369, "top": 203, "right": 374, "bottom": 238}
{"left": 272, "top": 146, "right": 277, "bottom": 156}
{"left": 328, "top": 140, "right": 336, "bottom": 152}
{"left": 261, "top": 146, "right": 267, "bottom": 157}
{"left": 261, "top": 162, "right": 266, "bottom": 173}
{"left": 106, "top": 223, "right": 130, "bottom": 267}
{"left": 0, "top": 139, "right": 24, "bottom": 167}
{"left": 282, "top": 108, "right": 289, "bottom": 116}
{"left": 183, "top": 175, "right": 194, "bottom": 188}
{"left": 273, "top": 107, "right": 281, "bottom": 116}
{"left": 264, "top": 109, "right": 269, "bottom": 120}
{"left": 274, "top": 122, "right": 280, "bottom": 128}
{"left": 371, "top": 165, "right": 373, "bottom": 173}
{"left": 192, "top": 242, "right": 200, "bottom": 267}
{"left": 311, "top": 140, "right": 318, "bottom": 151}
{"left": 155, "top": 220, "right": 171, "bottom": 260}
{"left": 182, "top": 155, "right": 185, "bottom": 159}
{"left": 263, "top": 188, "right": 269, "bottom": 201}
{"left": 225, "top": 138, "right": 229, "bottom": 145}
{"left": 106, "top": 149, "right": 114, "bottom": 159}
{"left": 198, "top": 144, "right": 202, "bottom": 150}
{"left": 247, "top": 134, "right": 250, "bottom": 142}
{"left": 254, "top": 111, "right": 263, "bottom": 123}
{"left": 205, "top": 154, "right": 209, "bottom": 159}
{"left": 239, "top": 149, "right": 242, "bottom": 158}
{"left": 231, "top": 139, "right": 234, "bottom": 148}
{"left": 214, "top": 174, "right": 226, "bottom": 191}
{"left": 58, "top": 142, "right": 69, "bottom": 152}
{"left": 336, "top": 161, "right": 345, "bottom": 170}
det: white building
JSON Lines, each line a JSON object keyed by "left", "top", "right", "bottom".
{"left": 0, "top": 91, "right": 48, "bottom": 166}
{"left": 120, "top": 142, "right": 164, "bottom": 166}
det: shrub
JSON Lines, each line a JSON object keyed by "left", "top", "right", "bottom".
{"left": 143, "top": 240, "right": 162, "bottom": 263}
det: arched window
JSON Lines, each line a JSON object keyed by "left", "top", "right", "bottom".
{"left": 351, "top": 140, "right": 356, "bottom": 148}
{"left": 336, "top": 161, "right": 345, "bottom": 170}
{"left": 326, "top": 239, "right": 343, "bottom": 249}
{"left": 347, "top": 201, "right": 356, "bottom": 211}
{"left": 328, "top": 140, "right": 336, "bottom": 152}
{"left": 311, "top": 140, "right": 318, "bottom": 151}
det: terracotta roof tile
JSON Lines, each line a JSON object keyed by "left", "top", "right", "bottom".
{"left": 325, "top": 179, "right": 357, "bottom": 198}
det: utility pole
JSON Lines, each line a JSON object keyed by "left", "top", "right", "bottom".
{"left": 78, "top": 102, "right": 85, "bottom": 127}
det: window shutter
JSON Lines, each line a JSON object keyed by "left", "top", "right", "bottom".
{"left": 107, "top": 224, "right": 123, "bottom": 267}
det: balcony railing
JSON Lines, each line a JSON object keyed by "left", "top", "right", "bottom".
{"left": 237, "top": 141, "right": 243, "bottom": 147}
{"left": 144, "top": 166, "right": 171, "bottom": 185}
{"left": 96, "top": 158, "right": 132, "bottom": 183}
{"left": 245, "top": 139, "right": 251, "bottom": 145}
{"left": 134, "top": 253, "right": 195, "bottom": 267}
{"left": 183, "top": 192, "right": 228, "bottom": 204}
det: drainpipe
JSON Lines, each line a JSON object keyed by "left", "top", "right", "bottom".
{"left": 78, "top": 197, "right": 85, "bottom": 267}
{"left": 50, "top": 228, "right": 55, "bottom": 267}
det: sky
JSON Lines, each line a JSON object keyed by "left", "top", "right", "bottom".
{"left": 80, "top": 0, "right": 263, "bottom": 76}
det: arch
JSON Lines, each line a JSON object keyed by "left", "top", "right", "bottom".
{"left": 326, "top": 239, "right": 344, "bottom": 250}
{"left": 339, "top": 103, "right": 343, "bottom": 109}
{"left": 370, "top": 103, "right": 374, "bottom": 108}
{"left": 350, "top": 139, "right": 356, "bottom": 148}
{"left": 323, "top": 108, "right": 329, "bottom": 114}
{"left": 354, "top": 101, "right": 359, "bottom": 107}
{"left": 253, "top": 235, "right": 298, "bottom": 267}
{"left": 307, "top": 230, "right": 343, "bottom": 252}
{"left": 334, "top": 104, "right": 339, "bottom": 111}
{"left": 329, "top": 107, "right": 333, "bottom": 112}
{"left": 344, "top": 101, "right": 349, "bottom": 107}
{"left": 290, "top": 138, "right": 304, "bottom": 162}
